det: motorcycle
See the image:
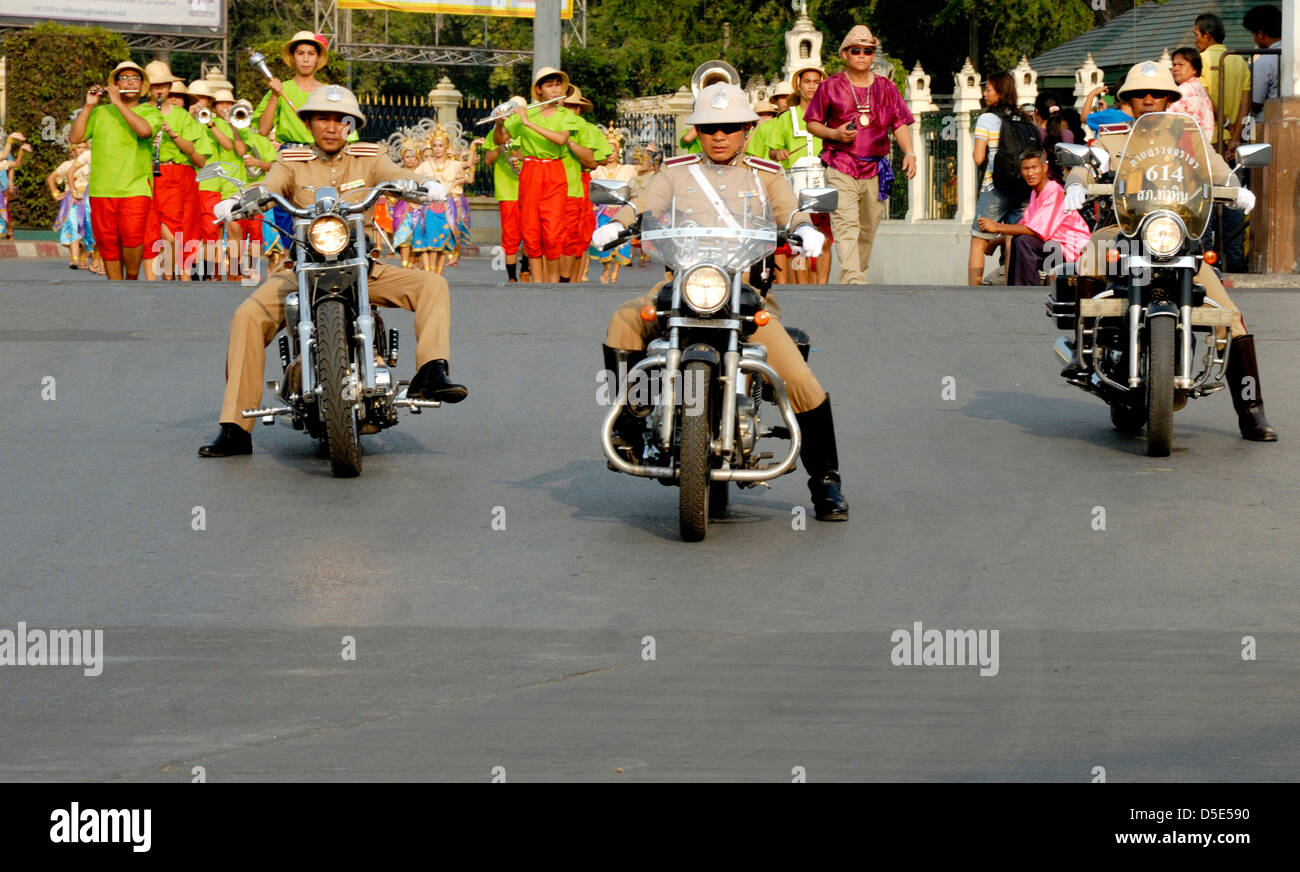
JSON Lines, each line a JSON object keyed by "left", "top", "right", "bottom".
{"left": 196, "top": 163, "right": 438, "bottom": 477}
{"left": 590, "top": 170, "right": 837, "bottom": 541}
{"left": 1047, "top": 112, "right": 1272, "bottom": 456}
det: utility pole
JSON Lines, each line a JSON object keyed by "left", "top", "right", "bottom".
{"left": 534, "top": 0, "right": 562, "bottom": 78}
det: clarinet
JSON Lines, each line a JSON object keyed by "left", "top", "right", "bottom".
{"left": 152, "top": 94, "right": 164, "bottom": 177}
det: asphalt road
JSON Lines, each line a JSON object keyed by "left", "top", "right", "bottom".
{"left": 1, "top": 257, "right": 1297, "bottom": 782}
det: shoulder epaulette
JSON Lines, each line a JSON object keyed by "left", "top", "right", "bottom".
{"left": 345, "top": 142, "right": 383, "bottom": 157}
{"left": 743, "top": 156, "right": 782, "bottom": 173}
{"left": 281, "top": 148, "right": 316, "bottom": 162}
{"left": 663, "top": 154, "right": 701, "bottom": 168}
{"left": 1097, "top": 123, "right": 1132, "bottom": 137}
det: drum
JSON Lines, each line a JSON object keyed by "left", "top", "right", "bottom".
{"left": 786, "top": 156, "right": 825, "bottom": 193}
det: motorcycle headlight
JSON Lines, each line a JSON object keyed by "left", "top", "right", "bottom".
{"left": 308, "top": 215, "right": 350, "bottom": 256}
{"left": 1142, "top": 215, "right": 1184, "bottom": 258}
{"left": 682, "top": 266, "right": 730, "bottom": 314}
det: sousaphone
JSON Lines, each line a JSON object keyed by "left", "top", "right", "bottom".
{"left": 691, "top": 60, "right": 740, "bottom": 98}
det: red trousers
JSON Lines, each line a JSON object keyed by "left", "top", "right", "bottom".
{"left": 498, "top": 200, "right": 521, "bottom": 256}
{"left": 89, "top": 195, "right": 151, "bottom": 263}
{"left": 519, "top": 158, "right": 566, "bottom": 260}
{"left": 154, "top": 163, "right": 199, "bottom": 244}
{"left": 197, "top": 190, "right": 224, "bottom": 243}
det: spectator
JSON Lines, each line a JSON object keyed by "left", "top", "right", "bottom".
{"left": 1081, "top": 85, "right": 1132, "bottom": 139}
{"left": 1168, "top": 47, "right": 1217, "bottom": 140}
{"left": 967, "top": 72, "right": 1034, "bottom": 285}
{"left": 1034, "top": 93, "right": 1073, "bottom": 182}
{"left": 1058, "top": 106, "right": 1087, "bottom": 148}
{"left": 803, "top": 24, "right": 917, "bottom": 285}
{"left": 1243, "top": 5, "right": 1282, "bottom": 124}
{"left": 1195, "top": 12, "right": 1251, "bottom": 157}
{"left": 979, "top": 149, "right": 1090, "bottom": 286}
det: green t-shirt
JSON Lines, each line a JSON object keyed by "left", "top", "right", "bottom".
{"left": 197, "top": 118, "right": 241, "bottom": 197}
{"left": 235, "top": 127, "right": 277, "bottom": 184}
{"left": 502, "top": 105, "right": 583, "bottom": 160}
{"left": 157, "top": 105, "right": 214, "bottom": 167}
{"left": 561, "top": 120, "right": 613, "bottom": 197}
{"left": 254, "top": 81, "right": 360, "bottom": 146}
{"left": 491, "top": 145, "right": 521, "bottom": 202}
{"left": 84, "top": 102, "right": 163, "bottom": 198}
{"left": 679, "top": 131, "right": 703, "bottom": 155}
{"left": 760, "top": 105, "right": 821, "bottom": 168}
{"left": 744, "top": 119, "right": 774, "bottom": 161}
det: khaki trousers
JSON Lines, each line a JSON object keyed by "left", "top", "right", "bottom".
{"left": 220, "top": 262, "right": 452, "bottom": 431}
{"left": 605, "top": 287, "right": 827, "bottom": 414}
{"left": 826, "top": 167, "right": 886, "bottom": 285}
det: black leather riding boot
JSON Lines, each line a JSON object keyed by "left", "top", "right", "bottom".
{"left": 795, "top": 395, "right": 849, "bottom": 521}
{"left": 408, "top": 359, "right": 468, "bottom": 403}
{"left": 1226, "top": 334, "right": 1277, "bottom": 441}
{"left": 198, "top": 423, "right": 252, "bottom": 457}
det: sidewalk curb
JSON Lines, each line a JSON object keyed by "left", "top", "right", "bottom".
{"left": 0, "top": 241, "right": 63, "bottom": 258}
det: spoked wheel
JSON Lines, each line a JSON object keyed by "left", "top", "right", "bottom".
{"left": 678, "top": 360, "right": 713, "bottom": 541}
{"left": 1145, "top": 315, "right": 1174, "bottom": 457}
{"left": 316, "top": 299, "right": 363, "bottom": 477}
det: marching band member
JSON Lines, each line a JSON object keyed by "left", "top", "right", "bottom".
{"left": 144, "top": 64, "right": 211, "bottom": 281}
{"left": 483, "top": 115, "right": 524, "bottom": 282}
{"left": 494, "top": 66, "right": 583, "bottom": 283}
{"left": 560, "top": 85, "right": 609, "bottom": 282}
{"left": 766, "top": 63, "right": 833, "bottom": 284}
{"left": 69, "top": 60, "right": 164, "bottom": 281}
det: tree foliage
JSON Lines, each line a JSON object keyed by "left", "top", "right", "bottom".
{"left": 2, "top": 22, "right": 130, "bottom": 230}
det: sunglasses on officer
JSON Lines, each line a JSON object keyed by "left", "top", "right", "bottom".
{"left": 1124, "top": 90, "right": 1168, "bottom": 100}
{"left": 846, "top": 47, "right": 876, "bottom": 56}
{"left": 697, "top": 122, "right": 746, "bottom": 136}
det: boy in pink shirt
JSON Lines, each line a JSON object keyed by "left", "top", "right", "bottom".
{"left": 978, "top": 149, "right": 1090, "bottom": 285}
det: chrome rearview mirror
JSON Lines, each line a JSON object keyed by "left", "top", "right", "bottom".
{"left": 798, "top": 187, "right": 838, "bottom": 214}
{"left": 1056, "top": 142, "right": 1092, "bottom": 168}
{"left": 1235, "top": 143, "right": 1272, "bottom": 168}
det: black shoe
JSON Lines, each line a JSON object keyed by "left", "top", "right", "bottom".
{"left": 794, "top": 395, "right": 849, "bottom": 521}
{"left": 408, "top": 359, "right": 467, "bottom": 403}
{"left": 1226, "top": 334, "right": 1277, "bottom": 441}
{"left": 198, "top": 423, "right": 252, "bottom": 457}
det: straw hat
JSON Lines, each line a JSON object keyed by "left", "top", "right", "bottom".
{"left": 282, "top": 31, "right": 329, "bottom": 70}
{"left": 187, "top": 80, "right": 215, "bottom": 100}
{"left": 771, "top": 82, "right": 794, "bottom": 99}
{"left": 144, "top": 60, "right": 175, "bottom": 85}
{"left": 753, "top": 100, "right": 777, "bottom": 115}
{"left": 839, "top": 25, "right": 879, "bottom": 51}
{"left": 1115, "top": 60, "right": 1181, "bottom": 102}
{"left": 168, "top": 80, "right": 190, "bottom": 98}
{"left": 109, "top": 60, "right": 150, "bottom": 94}
{"left": 211, "top": 88, "right": 236, "bottom": 104}
{"left": 685, "top": 83, "right": 759, "bottom": 125}
{"left": 531, "top": 66, "right": 570, "bottom": 100}
{"left": 564, "top": 85, "right": 593, "bottom": 111}
{"left": 296, "top": 83, "right": 366, "bottom": 130}
{"left": 789, "top": 62, "right": 826, "bottom": 92}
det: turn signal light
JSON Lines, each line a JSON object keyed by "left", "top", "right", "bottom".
{"left": 640, "top": 305, "right": 657, "bottom": 322}
{"left": 753, "top": 309, "right": 771, "bottom": 326}
{"left": 1106, "top": 247, "right": 1121, "bottom": 264}
{"left": 1204, "top": 249, "right": 1218, "bottom": 265}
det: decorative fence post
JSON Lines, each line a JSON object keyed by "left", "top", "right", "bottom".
{"left": 1074, "top": 53, "right": 1103, "bottom": 111}
{"left": 1012, "top": 55, "right": 1038, "bottom": 110}
{"left": 667, "top": 85, "right": 694, "bottom": 155}
{"left": 905, "top": 61, "right": 937, "bottom": 222}
{"left": 953, "top": 58, "right": 982, "bottom": 226}
{"left": 428, "top": 76, "right": 462, "bottom": 129}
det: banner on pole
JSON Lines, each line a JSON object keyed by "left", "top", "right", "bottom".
{"left": 337, "top": 0, "right": 573, "bottom": 18}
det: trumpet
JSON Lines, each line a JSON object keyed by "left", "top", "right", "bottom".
{"left": 230, "top": 99, "right": 254, "bottom": 130}
{"left": 194, "top": 107, "right": 213, "bottom": 126}
{"left": 475, "top": 95, "right": 564, "bottom": 126}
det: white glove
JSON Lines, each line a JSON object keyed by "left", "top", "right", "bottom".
{"left": 1089, "top": 146, "right": 1110, "bottom": 174}
{"left": 1233, "top": 187, "right": 1256, "bottom": 214}
{"left": 791, "top": 224, "right": 825, "bottom": 259}
{"left": 422, "top": 180, "right": 448, "bottom": 201}
{"left": 591, "top": 222, "right": 624, "bottom": 250}
{"left": 1063, "top": 184, "right": 1086, "bottom": 212}
{"left": 213, "top": 197, "right": 238, "bottom": 224}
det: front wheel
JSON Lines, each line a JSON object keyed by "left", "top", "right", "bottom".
{"left": 1145, "top": 315, "right": 1174, "bottom": 457}
{"left": 678, "top": 360, "right": 713, "bottom": 541}
{"left": 316, "top": 299, "right": 363, "bottom": 477}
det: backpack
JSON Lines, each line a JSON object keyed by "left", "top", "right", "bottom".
{"left": 992, "top": 113, "right": 1042, "bottom": 198}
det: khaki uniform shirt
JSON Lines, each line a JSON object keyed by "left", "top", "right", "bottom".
{"left": 613, "top": 152, "right": 811, "bottom": 230}
{"left": 262, "top": 142, "right": 431, "bottom": 209}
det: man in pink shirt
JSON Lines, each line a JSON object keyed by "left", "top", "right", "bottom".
{"left": 803, "top": 24, "right": 916, "bottom": 284}
{"left": 978, "top": 149, "right": 1089, "bottom": 286}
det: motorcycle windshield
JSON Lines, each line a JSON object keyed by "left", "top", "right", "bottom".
{"left": 639, "top": 164, "right": 777, "bottom": 273}
{"left": 1113, "top": 112, "right": 1214, "bottom": 238}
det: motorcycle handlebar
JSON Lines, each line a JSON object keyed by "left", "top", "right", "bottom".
{"left": 236, "top": 181, "right": 427, "bottom": 221}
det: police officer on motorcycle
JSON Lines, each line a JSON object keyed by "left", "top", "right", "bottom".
{"left": 198, "top": 85, "right": 468, "bottom": 457}
{"left": 1062, "top": 61, "right": 1275, "bottom": 442}
{"left": 590, "top": 82, "right": 849, "bottom": 520}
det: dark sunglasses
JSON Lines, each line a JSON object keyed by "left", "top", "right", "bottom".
{"left": 1125, "top": 90, "right": 1166, "bottom": 100}
{"left": 847, "top": 47, "right": 876, "bottom": 56}
{"left": 697, "top": 122, "right": 745, "bottom": 136}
